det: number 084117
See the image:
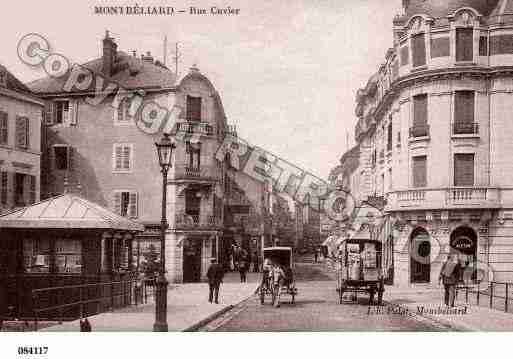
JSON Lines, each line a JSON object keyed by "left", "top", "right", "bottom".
{"left": 17, "top": 347, "right": 48, "bottom": 355}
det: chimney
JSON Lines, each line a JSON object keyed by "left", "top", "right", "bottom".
{"left": 102, "top": 30, "right": 117, "bottom": 77}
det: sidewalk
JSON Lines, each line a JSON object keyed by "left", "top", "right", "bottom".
{"left": 384, "top": 286, "right": 513, "bottom": 331}
{"left": 41, "top": 271, "right": 260, "bottom": 332}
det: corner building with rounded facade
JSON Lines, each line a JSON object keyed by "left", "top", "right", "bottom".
{"left": 351, "top": 0, "right": 513, "bottom": 287}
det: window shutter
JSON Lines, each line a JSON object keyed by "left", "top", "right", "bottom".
{"left": 412, "top": 156, "right": 427, "bottom": 188}
{"left": 44, "top": 102, "right": 54, "bottom": 125}
{"left": 29, "top": 175, "right": 36, "bottom": 204}
{"left": 123, "top": 146, "right": 130, "bottom": 170}
{"left": 114, "top": 145, "right": 122, "bottom": 170}
{"left": 69, "top": 100, "right": 78, "bottom": 125}
{"left": 15, "top": 116, "right": 28, "bottom": 149}
{"left": 0, "top": 112, "right": 7, "bottom": 145}
{"left": 412, "top": 33, "right": 426, "bottom": 67}
{"left": 129, "top": 192, "right": 138, "bottom": 218}
{"left": 68, "top": 146, "right": 74, "bottom": 171}
{"left": 0, "top": 171, "right": 8, "bottom": 205}
{"left": 113, "top": 191, "right": 122, "bottom": 215}
{"left": 454, "top": 154, "right": 474, "bottom": 186}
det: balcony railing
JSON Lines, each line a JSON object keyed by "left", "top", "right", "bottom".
{"left": 386, "top": 187, "right": 501, "bottom": 211}
{"left": 453, "top": 122, "right": 479, "bottom": 135}
{"left": 224, "top": 124, "right": 237, "bottom": 137}
{"left": 174, "top": 213, "right": 221, "bottom": 230}
{"left": 173, "top": 164, "right": 218, "bottom": 182}
{"left": 409, "top": 124, "right": 430, "bottom": 138}
{"left": 176, "top": 122, "right": 215, "bottom": 136}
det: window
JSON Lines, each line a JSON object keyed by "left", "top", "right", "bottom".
{"left": 456, "top": 28, "right": 474, "bottom": 62}
{"left": 186, "top": 96, "right": 202, "bottom": 122}
{"left": 186, "top": 141, "right": 201, "bottom": 169}
{"left": 397, "top": 131, "right": 402, "bottom": 147}
{"left": 387, "top": 121, "right": 393, "bottom": 151}
{"left": 411, "top": 94, "right": 429, "bottom": 138}
{"left": 0, "top": 111, "right": 7, "bottom": 145}
{"left": 185, "top": 189, "right": 201, "bottom": 219}
{"left": 479, "top": 36, "right": 488, "bottom": 56}
{"left": 454, "top": 91, "right": 476, "bottom": 134}
{"left": 29, "top": 176, "right": 36, "bottom": 204}
{"left": 14, "top": 173, "right": 26, "bottom": 206}
{"left": 23, "top": 238, "right": 50, "bottom": 273}
{"left": 55, "top": 239, "right": 82, "bottom": 273}
{"left": 55, "top": 101, "right": 69, "bottom": 124}
{"left": 114, "top": 191, "right": 138, "bottom": 218}
{"left": 412, "top": 33, "right": 426, "bottom": 67}
{"left": 115, "top": 99, "right": 131, "bottom": 124}
{"left": 412, "top": 156, "right": 427, "bottom": 188}
{"left": 15, "top": 116, "right": 29, "bottom": 150}
{"left": 0, "top": 171, "right": 7, "bottom": 205}
{"left": 54, "top": 146, "right": 70, "bottom": 170}
{"left": 400, "top": 46, "right": 409, "bottom": 65}
{"left": 113, "top": 144, "right": 133, "bottom": 172}
{"left": 454, "top": 154, "right": 474, "bottom": 187}
{"left": 388, "top": 168, "right": 393, "bottom": 190}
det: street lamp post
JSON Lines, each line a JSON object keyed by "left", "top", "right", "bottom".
{"left": 154, "top": 133, "right": 175, "bottom": 332}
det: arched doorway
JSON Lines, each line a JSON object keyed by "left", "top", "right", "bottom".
{"left": 410, "top": 227, "right": 431, "bottom": 283}
{"left": 450, "top": 226, "right": 477, "bottom": 283}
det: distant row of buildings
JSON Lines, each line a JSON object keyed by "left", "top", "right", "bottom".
{"left": 0, "top": 31, "right": 321, "bottom": 288}
{"left": 330, "top": 0, "right": 513, "bottom": 288}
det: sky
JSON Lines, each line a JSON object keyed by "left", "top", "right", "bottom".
{"left": 1, "top": 0, "right": 403, "bottom": 179}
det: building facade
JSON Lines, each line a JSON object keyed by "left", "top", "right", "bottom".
{"left": 29, "top": 32, "right": 236, "bottom": 283}
{"left": 0, "top": 64, "right": 44, "bottom": 214}
{"left": 345, "top": 0, "right": 513, "bottom": 287}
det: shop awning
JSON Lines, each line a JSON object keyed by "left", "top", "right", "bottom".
{"left": 0, "top": 194, "right": 144, "bottom": 231}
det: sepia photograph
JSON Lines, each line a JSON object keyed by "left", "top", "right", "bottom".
{"left": 2, "top": 0, "right": 513, "bottom": 357}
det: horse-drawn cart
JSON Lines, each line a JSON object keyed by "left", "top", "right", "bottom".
{"left": 336, "top": 236, "right": 384, "bottom": 305}
{"left": 259, "top": 247, "right": 297, "bottom": 307}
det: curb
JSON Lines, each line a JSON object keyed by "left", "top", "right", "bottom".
{"left": 183, "top": 283, "right": 260, "bottom": 332}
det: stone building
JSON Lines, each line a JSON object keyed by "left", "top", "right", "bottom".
{"left": 344, "top": 0, "right": 513, "bottom": 287}
{"left": 0, "top": 64, "right": 44, "bottom": 214}
{"left": 29, "top": 31, "right": 235, "bottom": 283}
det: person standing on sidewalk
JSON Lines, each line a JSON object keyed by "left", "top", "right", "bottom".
{"left": 439, "top": 254, "right": 462, "bottom": 307}
{"left": 207, "top": 258, "right": 224, "bottom": 304}
{"left": 238, "top": 254, "right": 248, "bottom": 283}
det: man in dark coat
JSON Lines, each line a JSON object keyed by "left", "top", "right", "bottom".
{"left": 439, "top": 254, "right": 462, "bottom": 307}
{"left": 207, "top": 258, "right": 225, "bottom": 304}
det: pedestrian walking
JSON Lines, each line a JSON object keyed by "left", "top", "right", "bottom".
{"left": 207, "top": 258, "right": 225, "bottom": 304}
{"left": 238, "top": 257, "right": 248, "bottom": 283}
{"left": 438, "top": 254, "right": 462, "bottom": 307}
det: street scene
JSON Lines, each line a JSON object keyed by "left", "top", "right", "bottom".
{"left": 3, "top": 0, "right": 513, "bottom": 340}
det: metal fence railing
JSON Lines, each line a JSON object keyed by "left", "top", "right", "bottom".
{"left": 458, "top": 281, "right": 513, "bottom": 313}
{"left": 32, "top": 277, "right": 155, "bottom": 331}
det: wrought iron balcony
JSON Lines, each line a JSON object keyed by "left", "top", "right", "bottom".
{"left": 175, "top": 122, "right": 215, "bottom": 136}
{"left": 173, "top": 213, "right": 221, "bottom": 231}
{"left": 172, "top": 164, "right": 218, "bottom": 182}
{"left": 452, "top": 122, "right": 479, "bottom": 135}
{"left": 409, "top": 124, "right": 430, "bottom": 138}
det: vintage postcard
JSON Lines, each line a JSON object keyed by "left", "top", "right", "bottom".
{"left": 1, "top": 0, "right": 513, "bottom": 357}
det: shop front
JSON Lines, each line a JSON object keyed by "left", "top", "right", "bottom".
{"left": 0, "top": 194, "right": 143, "bottom": 320}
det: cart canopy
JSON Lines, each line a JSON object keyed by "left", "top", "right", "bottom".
{"left": 263, "top": 247, "right": 293, "bottom": 268}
